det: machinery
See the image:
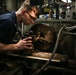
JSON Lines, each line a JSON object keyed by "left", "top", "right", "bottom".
{"left": 0, "top": 0, "right": 76, "bottom": 75}
{"left": 0, "top": 22, "right": 76, "bottom": 75}
{"left": 23, "top": 22, "right": 76, "bottom": 59}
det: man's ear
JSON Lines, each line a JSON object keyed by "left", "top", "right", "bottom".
{"left": 22, "top": 9, "right": 26, "bottom": 14}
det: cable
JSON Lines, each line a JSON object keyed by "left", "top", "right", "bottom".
{"left": 29, "top": 60, "right": 40, "bottom": 75}
{"left": 32, "top": 26, "right": 64, "bottom": 75}
{"left": 31, "top": 67, "right": 40, "bottom": 75}
{"left": 65, "top": 25, "right": 76, "bottom": 31}
{"left": 65, "top": 32, "right": 76, "bottom": 35}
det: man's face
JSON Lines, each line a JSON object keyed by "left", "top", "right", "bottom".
{"left": 22, "top": 10, "right": 37, "bottom": 25}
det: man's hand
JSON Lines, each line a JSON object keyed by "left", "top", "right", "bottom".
{"left": 16, "top": 37, "right": 33, "bottom": 50}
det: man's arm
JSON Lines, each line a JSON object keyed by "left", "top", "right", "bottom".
{"left": 0, "top": 43, "right": 18, "bottom": 53}
{"left": 0, "top": 37, "right": 33, "bottom": 53}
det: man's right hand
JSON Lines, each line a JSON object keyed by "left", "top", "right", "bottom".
{"left": 16, "top": 37, "right": 33, "bottom": 50}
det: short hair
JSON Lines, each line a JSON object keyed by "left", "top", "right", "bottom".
{"left": 19, "top": 1, "right": 32, "bottom": 11}
{"left": 19, "top": 1, "right": 40, "bottom": 17}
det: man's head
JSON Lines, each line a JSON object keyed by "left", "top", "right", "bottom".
{"left": 16, "top": 1, "right": 40, "bottom": 25}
